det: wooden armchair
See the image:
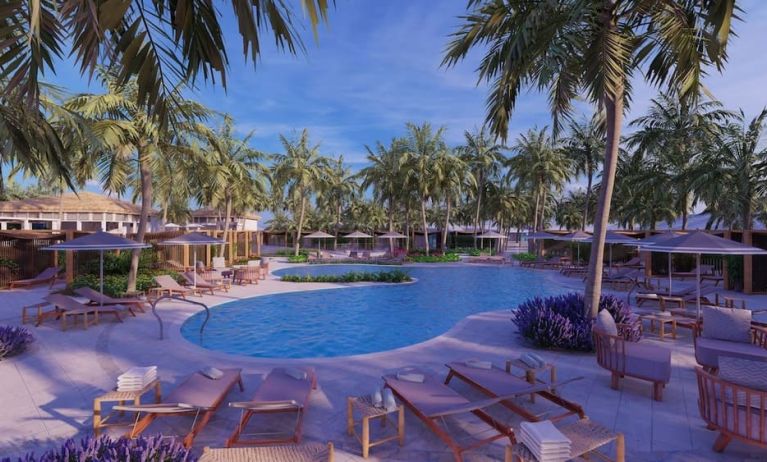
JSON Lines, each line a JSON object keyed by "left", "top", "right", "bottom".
{"left": 696, "top": 366, "right": 767, "bottom": 452}
{"left": 694, "top": 323, "right": 767, "bottom": 372}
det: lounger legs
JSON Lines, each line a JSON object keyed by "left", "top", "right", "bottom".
{"left": 713, "top": 433, "right": 731, "bottom": 452}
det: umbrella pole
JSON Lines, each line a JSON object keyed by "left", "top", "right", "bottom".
{"left": 609, "top": 244, "right": 613, "bottom": 274}
{"left": 99, "top": 250, "right": 104, "bottom": 309}
{"left": 668, "top": 254, "right": 672, "bottom": 294}
{"left": 696, "top": 253, "right": 701, "bottom": 319}
{"left": 193, "top": 247, "right": 197, "bottom": 289}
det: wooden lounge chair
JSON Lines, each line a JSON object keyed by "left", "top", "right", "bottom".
{"left": 505, "top": 419, "right": 625, "bottom": 462}
{"left": 519, "top": 257, "right": 545, "bottom": 268}
{"left": 233, "top": 266, "right": 260, "bottom": 285}
{"left": 166, "top": 260, "right": 192, "bottom": 272}
{"left": 74, "top": 286, "right": 147, "bottom": 313}
{"left": 614, "top": 256, "right": 643, "bottom": 268}
{"left": 201, "top": 442, "right": 335, "bottom": 462}
{"left": 22, "top": 300, "right": 64, "bottom": 326}
{"left": 226, "top": 367, "right": 316, "bottom": 447}
{"left": 45, "top": 293, "right": 127, "bottom": 330}
{"left": 9, "top": 267, "right": 60, "bottom": 289}
{"left": 444, "top": 361, "right": 585, "bottom": 423}
{"left": 383, "top": 369, "right": 515, "bottom": 462}
{"left": 152, "top": 275, "right": 195, "bottom": 298}
{"left": 114, "top": 368, "right": 243, "bottom": 448}
{"left": 181, "top": 272, "right": 226, "bottom": 295}
{"left": 673, "top": 263, "right": 714, "bottom": 279}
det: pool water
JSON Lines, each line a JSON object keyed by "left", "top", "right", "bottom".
{"left": 180, "top": 265, "right": 565, "bottom": 358}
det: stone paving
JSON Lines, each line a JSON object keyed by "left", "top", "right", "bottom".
{"left": 0, "top": 261, "right": 766, "bottom": 461}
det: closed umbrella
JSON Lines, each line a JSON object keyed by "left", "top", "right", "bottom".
{"left": 552, "top": 231, "right": 591, "bottom": 264}
{"left": 158, "top": 232, "right": 226, "bottom": 288}
{"left": 44, "top": 232, "right": 150, "bottom": 308}
{"left": 639, "top": 231, "right": 767, "bottom": 318}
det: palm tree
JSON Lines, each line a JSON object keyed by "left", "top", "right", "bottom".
{"left": 318, "top": 156, "right": 358, "bottom": 247}
{"left": 272, "top": 129, "right": 328, "bottom": 256}
{"left": 565, "top": 117, "right": 604, "bottom": 229}
{"left": 444, "top": 0, "right": 738, "bottom": 316}
{"left": 195, "top": 115, "right": 268, "bottom": 257}
{"left": 507, "top": 128, "right": 570, "bottom": 234}
{"left": 626, "top": 92, "right": 733, "bottom": 228}
{"left": 403, "top": 122, "right": 447, "bottom": 256}
{"left": 433, "top": 148, "right": 474, "bottom": 249}
{"left": 458, "top": 128, "right": 504, "bottom": 243}
{"left": 5, "top": 1, "right": 330, "bottom": 125}
{"left": 64, "top": 71, "right": 208, "bottom": 291}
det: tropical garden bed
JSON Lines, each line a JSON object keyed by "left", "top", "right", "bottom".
{"left": 281, "top": 270, "right": 411, "bottom": 283}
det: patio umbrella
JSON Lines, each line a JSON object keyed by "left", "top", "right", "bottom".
{"left": 378, "top": 231, "right": 408, "bottom": 254}
{"left": 639, "top": 231, "right": 767, "bottom": 319}
{"left": 635, "top": 231, "right": 684, "bottom": 292}
{"left": 528, "top": 231, "right": 557, "bottom": 240}
{"left": 164, "top": 223, "right": 180, "bottom": 230}
{"left": 344, "top": 231, "right": 373, "bottom": 250}
{"left": 158, "top": 232, "right": 225, "bottom": 288}
{"left": 589, "top": 231, "right": 639, "bottom": 272}
{"left": 44, "top": 231, "right": 150, "bottom": 307}
{"left": 305, "top": 231, "right": 335, "bottom": 253}
{"left": 552, "top": 231, "right": 591, "bottom": 264}
{"left": 476, "top": 230, "right": 506, "bottom": 253}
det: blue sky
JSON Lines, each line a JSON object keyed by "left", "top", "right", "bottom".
{"left": 48, "top": 1, "right": 767, "bottom": 174}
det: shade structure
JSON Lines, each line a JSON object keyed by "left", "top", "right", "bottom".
{"left": 158, "top": 232, "right": 226, "bottom": 288}
{"left": 164, "top": 223, "right": 180, "bottom": 229}
{"left": 378, "top": 231, "right": 408, "bottom": 239}
{"left": 553, "top": 231, "right": 592, "bottom": 264}
{"left": 44, "top": 232, "right": 150, "bottom": 307}
{"left": 476, "top": 231, "right": 506, "bottom": 239}
{"left": 305, "top": 231, "right": 335, "bottom": 239}
{"left": 640, "top": 231, "right": 767, "bottom": 318}
{"left": 635, "top": 232, "right": 684, "bottom": 292}
{"left": 528, "top": 231, "right": 556, "bottom": 240}
{"left": 588, "top": 231, "right": 639, "bottom": 272}
{"left": 344, "top": 231, "right": 373, "bottom": 239}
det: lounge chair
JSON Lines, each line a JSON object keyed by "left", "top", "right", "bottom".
{"left": 181, "top": 272, "right": 226, "bottom": 295}
{"left": 636, "top": 283, "right": 718, "bottom": 307}
{"left": 200, "top": 442, "right": 335, "bottom": 462}
{"left": 673, "top": 263, "right": 714, "bottom": 279}
{"left": 74, "top": 286, "right": 148, "bottom": 313}
{"left": 115, "top": 368, "right": 243, "bottom": 448}
{"left": 444, "top": 361, "right": 585, "bottom": 423}
{"left": 615, "top": 256, "right": 643, "bottom": 268}
{"left": 519, "top": 257, "right": 546, "bottom": 268}
{"left": 44, "top": 293, "right": 127, "bottom": 330}
{"left": 259, "top": 259, "right": 269, "bottom": 279}
{"left": 383, "top": 368, "right": 515, "bottom": 462}
{"left": 166, "top": 260, "right": 192, "bottom": 272}
{"left": 152, "top": 275, "right": 195, "bottom": 298}
{"left": 9, "top": 267, "right": 60, "bottom": 289}
{"left": 593, "top": 311, "right": 671, "bottom": 401}
{"left": 226, "top": 367, "right": 316, "bottom": 447}
{"left": 349, "top": 251, "right": 359, "bottom": 259}
{"left": 233, "top": 266, "right": 260, "bottom": 285}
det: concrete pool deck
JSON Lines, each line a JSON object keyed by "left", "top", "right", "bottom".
{"left": 0, "top": 261, "right": 765, "bottom": 461}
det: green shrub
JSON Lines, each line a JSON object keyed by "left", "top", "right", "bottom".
{"left": 83, "top": 249, "right": 155, "bottom": 275}
{"left": 408, "top": 253, "right": 460, "bottom": 263}
{"left": 70, "top": 270, "right": 182, "bottom": 297}
{"left": 281, "top": 270, "right": 411, "bottom": 283}
{"left": 287, "top": 254, "right": 309, "bottom": 263}
{"left": 276, "top": 249, "right": 309, "bottom": 257}
{"left": 451, "top": 247, "right": 482, "bottom": 256}
{"left": 0, "top": 258, "right": 19, "bottom": 271}
{"left": 513, "top": 252, "right": 538, "bottom": 262}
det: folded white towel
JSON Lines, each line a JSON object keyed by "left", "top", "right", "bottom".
{"left": 284, "top": 367, "right": 308, "bottom": 381}
{"left": 520, "top": 433, "right": 570, "bottom": 454}
{"left": 465, "top": 360, "right": 493, "bottom": 370}
{"left": 396, "top": 371, "right": 425, "bottom": 383}
{"left": 200, "top": 367, "right": 224, "bottom": 380}
{"left": 521, "top": 420, "right": 571, "bottom": 445}
{"left": 372, "top": 389, "right": 383, "bottom": 407}
{"left": 383, "top": 388, "right": 397, "bottom": 412}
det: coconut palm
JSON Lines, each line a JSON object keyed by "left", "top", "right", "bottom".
{"left": 433, "top": 148, "right": 475, "bottom": 249}
{"left": 444, "top": 0, "right": 738, "bottom": 316}
{"left": 565, "top": 117, "right": 604, "bottom": 229}
{"left": 457, "top": 128, "right": 504, "bottom": 242}
{"left": 402, "top": 122, "right": 447, "bottom": 256}
{"left": 318, "top": 156, "right": 358, "bottom": 247}
{"left": 64, "top": 71, "right": 208, "bottom": 291}
{"left": 3, "top": 0, "right": 330, "bottom": 125}
{"left": 272, "top": 129, "right": 328, "bottom": 256}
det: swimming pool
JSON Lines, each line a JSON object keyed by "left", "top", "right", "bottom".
{"left": 180, "top": 265, "right": 565, "bottom": 358}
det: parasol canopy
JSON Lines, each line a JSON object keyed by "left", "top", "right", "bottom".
{"left": 158, "top": 232, "right": 226, "bottom": 287}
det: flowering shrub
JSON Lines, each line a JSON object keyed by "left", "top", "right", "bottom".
{"left": 2, "top": 435, "right": 194, "bottom": 462}
{"left": 512, "top": 292, "right": 638, "bottom": 351}
{"left": 282, "top": 270, "right": 411, "bottom": 283}
{"left": 0, "top": 326, "right": 33, "bottom": 360}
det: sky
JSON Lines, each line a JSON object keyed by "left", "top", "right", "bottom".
{"left": 46, "top": 0, "right": 767, "bottom": 181}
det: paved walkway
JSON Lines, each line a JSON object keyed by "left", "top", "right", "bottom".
{"left": 0, "top": 262, "right": 765, "bottom": 461}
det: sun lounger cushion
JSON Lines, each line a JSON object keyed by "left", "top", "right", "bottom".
{"left": 695, "top": 337, "right": 767, "bottom": 369}
{"left": 167, "top": 369, "right": 242, "bottom": 409}
{"left": 396, "top": 371, "right": 425, "bottom": 383}
{"left": 252, "top": 368, "right": 314, "bottom": 404}
{"left": 465, "top": 360, "right": 493, "bottom": 370}
{"left": 447, "top": 362, "right": 536, "bottom": 396}
{"left": 621, "top": 342, "right": 671, "bottom": 383}
{"left": 385, "top": 372, "right": 469, "bottom": 417}
{"left": 595, "top": 310, "right": 618, "bottom": 336}
{"left": 285, "top": 367, "right": 308, "bottom": 381}
{"left": 702, "top": 306, "right": 752, "bottom": 343}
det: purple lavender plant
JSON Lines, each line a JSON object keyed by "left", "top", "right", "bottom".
{"left": 0, "top": 326, "right": 33, "bottom": 360}
{"left": 1, "top": 435, "right": 194, "bottom": 462}
{"left": 512, "top": 292, "right": 638, "bottom": 351}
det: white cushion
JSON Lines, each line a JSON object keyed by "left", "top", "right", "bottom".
{"left": 595, "top": 310, "right": 618, "bottom": 337}
{"left": 200, "top": 367, "right": 223, "bottom": 380}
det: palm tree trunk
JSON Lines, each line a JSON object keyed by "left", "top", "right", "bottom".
{"left": 295, "top": 195, "right": 307, "bottom": 256}
{"left": 584, "top": 82, "right": 624, "bottom": 318}
{"left": 335, "top": 203, "right": 341, "bottom": 249}
{"left": 219, "top": 194, "right": 233, "bottom": 258}
{"left": 127, "top": 144, "right": 152, "bottom": 293}
{"left": 474, "top": 178, "right": 483, "bottom": 248}
{"left": 404, "top": 203, "right": 411, "bottom": 251}
{"left": 442, "top": 196, "right": 452, "bottom": 249}
{"left": 583, "top": 170, "right": 593, "bottom": 230}
{"left": 388, "top": 197, "right": 395, "bottom": 254}
{"left": 0, "top": 163, "right": 6, "bottom": 201}
{"left": 421, "top": 197, "right": 430, "bottom": 255}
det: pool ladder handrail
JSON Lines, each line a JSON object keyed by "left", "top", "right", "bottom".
{"left": 150, "top": 294, "right": 210, "bottom": 340}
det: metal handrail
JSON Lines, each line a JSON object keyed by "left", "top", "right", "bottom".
{"left": 150, "top": 295, "right": 210, "bottom": 340}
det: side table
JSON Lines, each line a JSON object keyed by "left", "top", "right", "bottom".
{"left": 346, "top": 394, "right": 404, "bottom": 458}
{"left": 94, "top": 379, "right": 161, "bottom": 436}
{"left": 506, "top": 359, "right": 557, "bottom": 403}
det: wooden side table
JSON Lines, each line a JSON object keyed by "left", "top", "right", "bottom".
{"left": 506, "top": 359, "right": 557, "bottom": 403}
{"left": 346, "top": 395, "right": 404, "bottom": 458}
{"left": 93, "top": 379, "right": 161, "bottom": 436}
{"left": 640, "top": 314, "right": 678, "bottom": 340}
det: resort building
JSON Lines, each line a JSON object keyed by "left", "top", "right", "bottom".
{"left": 0, "top": 192, "right": 162, "bottom": 233}
{"left": 189, "top": 208, "right": 260, "bottom": 231}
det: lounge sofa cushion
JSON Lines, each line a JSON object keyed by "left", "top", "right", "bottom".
{"left": 719, "top": 357, "right": 767, "bottom": 392}
{"left": 695, "top": 337, "right": 767, "bottom": 369}
{"left": 595, "top": 309, "right": 618, "bottom": 337}
{"left": 702, "top": 306, "right": 752, "bottom": 343}
{"left": 622, "top": 342, "right": 671, "bottom": 383}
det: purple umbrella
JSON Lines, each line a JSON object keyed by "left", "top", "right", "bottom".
{"left": 635, "top": 231, "right": 684, "bottom": 292}
{"left": 159, "top": 232, "right": 225, "bottom": 288}
{"left": 553, "top": 231, "right": 591, "bottom": 264}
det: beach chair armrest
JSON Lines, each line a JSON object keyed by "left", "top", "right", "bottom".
{"left": 229, "top": 400, "right": 302, "bottom": 411}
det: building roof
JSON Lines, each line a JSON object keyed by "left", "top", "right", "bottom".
{"left": 191, "top": 208, "right": 261, "bottom": 220}
{"left": 0, "top": 192, "right": 146, "bottom": 215}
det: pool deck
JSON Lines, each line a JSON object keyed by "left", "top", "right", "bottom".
{"left": 1, "top": 261, "right": 766, "bottom": 461}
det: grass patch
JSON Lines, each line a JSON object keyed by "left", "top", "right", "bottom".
{"left": 281, "top": 270, "right": 411, "bottom": 283}
{"left": 408, "top": 253, "right": 460, "bottom": 263}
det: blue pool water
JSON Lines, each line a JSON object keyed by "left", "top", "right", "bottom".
{"left": 180, "top": 265, "right": 565, "bottom": 358}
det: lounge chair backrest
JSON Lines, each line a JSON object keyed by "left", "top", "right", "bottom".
{"left": 155, "top": 275, "right": 184, "bottom": 289}
{"left": 33, "top": 267, "right": 60, "bottom": 281}
{"left": 45, "top": 293, "right": 85, "bottom": 310}
{"left": 167, "top": 369, "right": 242, "bottom": 409}
{"left": 74, "top": 286, "right": 107, "bottom": 302}
{"left": 252, "top": 368, "right": 315, "bottom": 404}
